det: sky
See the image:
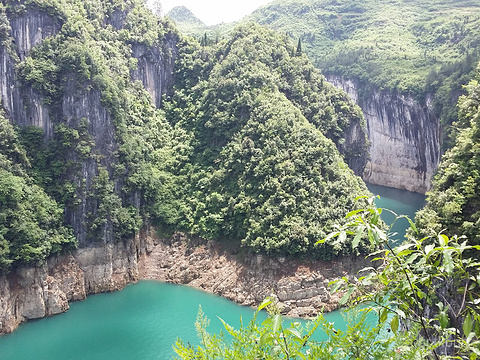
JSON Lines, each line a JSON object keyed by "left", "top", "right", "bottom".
{"left": 152, "top": 0, "right": 274, "bottom": 26}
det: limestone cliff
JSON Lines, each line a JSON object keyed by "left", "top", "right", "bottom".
{"left": 327, "top": 75, "right": 441, "bottom": 193}
{"left": 0, "top": 2, "right": 178, "bottom": 333}
{"left": 0, "top": 239, "right": 146, "bottom": 334}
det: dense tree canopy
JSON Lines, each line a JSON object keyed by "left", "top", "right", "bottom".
{"left": 165, "top": 24, "right": 371, "bottom": 259}
{"left": 0, "top": 114, "right": 76, "bottom": 271}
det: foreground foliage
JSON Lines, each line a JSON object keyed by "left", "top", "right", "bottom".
{"left": 174, "top": 203, "right": 480, "bottom": 359}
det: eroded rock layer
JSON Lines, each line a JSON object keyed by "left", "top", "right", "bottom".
{"left": 138, "top": 234, "right": 373, "bottom": 318}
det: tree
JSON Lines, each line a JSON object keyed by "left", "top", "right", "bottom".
{"left": 174, "top": 200, "right": 480, "bottom": 358}
{"left": 151, "top": 0, "right": 162, "bottom": 17}
{"left": 296, "top": 37, "right": 302, "bottom": 56}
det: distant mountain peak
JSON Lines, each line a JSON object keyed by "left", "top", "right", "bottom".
{"left": 167, "top": 6, "right": 205, "bottom": 26}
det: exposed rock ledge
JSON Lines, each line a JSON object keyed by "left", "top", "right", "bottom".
{"left": 138, "top": 234, "right": 373, "bottom": 318}
{"left": 0, "top": 239, "right": 141, "bottom": 334}
{"left": 0, "top": 233, "right": 373, "bottom": 334}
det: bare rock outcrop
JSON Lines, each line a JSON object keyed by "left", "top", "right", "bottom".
{"left": 139, "top": 234, "right": 373, "bottom": 317}
{"left": 0, "top": 255, "right": 84, "bottom": 333}
{"left": 0, "top": 241, "right": 142, "bottom": 334}
{"left": 327, "top": 75, "right": 441, "bottom": 193}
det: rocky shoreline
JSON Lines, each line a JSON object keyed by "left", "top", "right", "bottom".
{"left": 0, "top": 232, "right": 374, "bottom": 334}
{"left": 138, "top": 233, "right": 373, "bottom": 318}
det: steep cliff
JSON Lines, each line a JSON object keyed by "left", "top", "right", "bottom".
{"left": 0, "top": 0, "right": 179, "bottom": 333}
{"left": 0, "top": 1, "right": 373, "bottom": 334}
{"left": 327, "top": 75, "right": 441, "bottom": 193}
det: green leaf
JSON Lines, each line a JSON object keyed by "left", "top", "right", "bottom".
{"left": 464, "top": 314, "right": 473, "bottom": 336}
{"left": 354, "top": 195, "right": 369, "bottom": 201}
{"left": 424, "top": 244, "right": 435, "bottom": 256}
{"left": 262, "top": 317, "right": 273, "bottom": 326}
{"left": 397, "top": 249, "right": 414, "bottom": 257}
{"left": 346, "top": 209, "right": 364, "bottom": 218}
{"left": 406, "top": 217, "right": 418, "bottom": 235}
{"left": 330, "top": 279, "right": 345, "bottom": 293}
{"left": 438, "top": 234, "right": 449, "bottom": 247}
{"left": 260, "top": 331, "right": 273, "bottom": 346}
{"left": 284, "top": 327, "right": 302, "bottom": 340}
{"left": 317, "top": 231, "right": 339, "bottom": 244}
{"left": 352, "top": 228, "right": 363, "bottom": 249}
{"left": 444, "top": 250, "right": 454, "bottom": 274}
{"left": 273, "top": 314, "right": 282, "bottom": 333}
{"left": 391, "top": 315, "right": 399, "bottom": 334}
{"left": 380, "top": 308, "right": 388, "bottom": 323}
{"left": 258, "top": 298, "right": 273, "bottom": 311}
{"left": 339, "top": 287, "right": 355, "bottom": 306}
{"left": 218, "top": 317, "right": 234, "bottom": 333}
{"left": 439, "top": 311, "right": 449, "bottom": 329}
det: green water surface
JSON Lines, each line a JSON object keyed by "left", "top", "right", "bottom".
{"left": 367, "top": 183, "right": 426, "bottom": 244}
{"left": 0, "top": 184, "right": 425, "bottom": 360}
{"left": 0, "top": 281, "right": 348, "bottom": 360}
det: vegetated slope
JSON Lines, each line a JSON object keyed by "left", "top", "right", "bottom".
{"left": 165, "top": 6, "right": 234, "bottom": 45}
{"left": 0, "top": 0, "right": 186, "bottom": 263}
{"left": 0, "top": 113, "right": 76, "bottom": 271}
{"left": 165, "top": 23, "right": 372, "bottom": 259}
{"left": 248, "top": 0, "right": 480, "bottom": 146}
{"left": 0, "top": 0, "right": 371, "bottom": 271}
{"left": 167, "top": 6, "right": 205, "bottom": 27}
{"left": 415, "top": 62, "right": 480, "bottom": 245}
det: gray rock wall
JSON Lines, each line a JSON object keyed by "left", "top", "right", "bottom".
{"left": 131, "top": 37, "right": 178, "bottom": 108}
{"left": 0, "top": 5, "right": 57, "bottom": 139}
{"left": 327, "top": 75, "right": 441, "bottom": 193}
{"left": 0, "top": 242, "right": 141, "bottom": 334}
{"left": 0, "top": 3, "right": 178, "bottom": 334}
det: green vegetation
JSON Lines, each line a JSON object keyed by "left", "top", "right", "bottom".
{"left": 0, "top": 114, "right": 76, "bottom": 271}
{"left": 7, "top": 0, "right": 186, "bottom": 246}
{"left": 169, "top": 0, "right": 480, "bottom": 146}
{"left": 415, "top": 62, "right": 480, "bottom": 246}
{"left": 248, "top": 0, "right": 480, "bottom": 93}
{"left": 0, "top": 0, "right": 373, "bottom": 269}
{"left": 174, "top": 62, "right": 480, "bottom": 358}
{"left": 175, "top": 205, "right": 480, "bottom": 358}
{"left": 248, "top": 0, "right": 480, "bottom": 145}
{"left": 165, "top": 23, "right": 370, "bottom": 259}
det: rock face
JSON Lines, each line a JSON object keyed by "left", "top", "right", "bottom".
{"left": 0, "top": 236, "right": 150, "bottom": 334}
{"left": 327, "top": 75, "right": 441, "bottom": 193}
{"left": 139, "top": 234, "right": 374, "bottom": 318}
{"left": 0, "top": 2, "right": 178, "bottom": 333}
{"left": 0, "top": 255, "right": 84, "bottom": 333}
{"left": 0, "top": 6, "right": 59, "bottom": 140}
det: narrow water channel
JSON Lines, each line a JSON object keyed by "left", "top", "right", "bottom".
{"left": 0, "top": 184, "right": 425, "bottom": 360}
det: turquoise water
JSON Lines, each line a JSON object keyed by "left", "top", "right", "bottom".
{"left": 0, "top": 184, "right": 425, "bottom": 360}
{"left": 0, "top": 281, "right": 347, "bottom": 360}
{"left": 367, "top": 183, "right": 426, "bottom": 244}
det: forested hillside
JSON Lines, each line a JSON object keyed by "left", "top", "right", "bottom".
{"left": 415, "top": 62, "right": 480, "bottom": 244}
{"left": 170, "top": 0, "right": 480, "bottom": 147}
{"left": 247, "top": 0, "right": 480, "bottom": 145}
{"left": 165, "top": 23, "right": 370, "bottom": 258}
{"left": 0, "top": 0, "right": 372, "bottom": 272}
{"left": 0, "top": 113, "right": 76, "bottom": 271}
